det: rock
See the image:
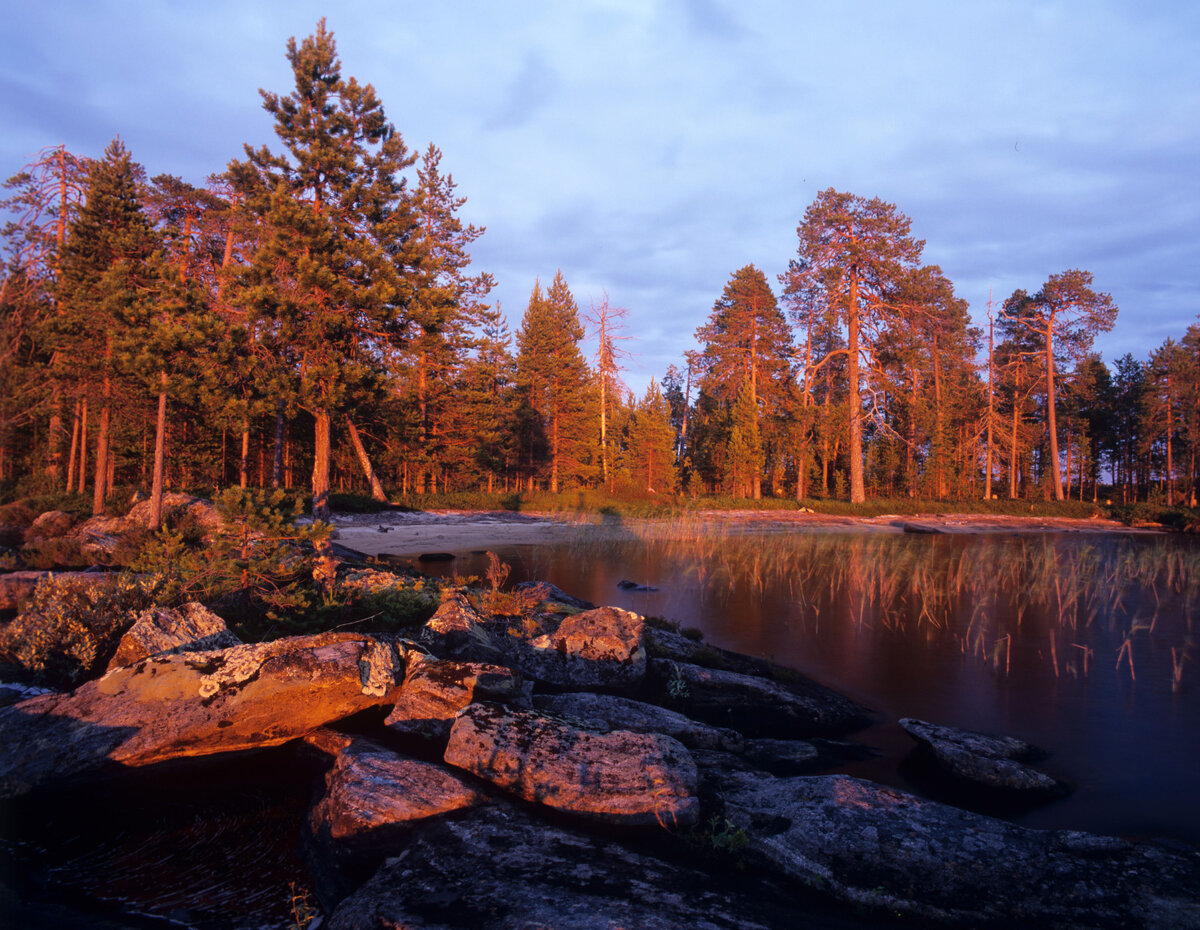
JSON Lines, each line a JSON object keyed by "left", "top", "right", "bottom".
{"left": 417, "top": 552, "right": 455, "bottom": 562}
{"left": 742, "top": 737, "right": 821, "bottom": 774}
{"left": 444, "top": 702, "right": 699, "bottom": 829}
{"left": 421, "top": 599, "right": 648, "bottom": 691}
{"left": 649, "top": 658, "right": 870, "bottom": 738}
{"left": 418, "top": 594, "right": 506, "bottom": 662}
{"left": 327, "top": 804, "right": 801, "bottom": 930}
{"left": 895, "top": 521, "right": 945, "bottom": 534}
{"left": 106, "top": 602, "right": 242, "bottom": 670}
{"left": 74, "top": 514, "right": 129, "bottom": 561}
{"left": 27, "top": 510, "right": 76, "bottom": 540}
{"left": 721, "top": 771, "right": 1200, "bottom": 928}
{"left": 617, "top": 579, "right": 658, "bottom": 592}
{"left": 309, "top": 737, "right": 488, "bottom": 849}
{"left": 125, "top": 493, "right": 223, "bottom": 533}
{"left": 385, "top": 653, "right": 529, "bottom": 742}
{"left": 0, "top": 569, "right": 120, "bottom": 611}
{"left": 520, "top": 606, "right": 647, "bottom": 689}
{"left": 514, "top": 580, "right": 595, "bottom": 611}
{"left": 0, "top": 632, "right": 405, "bottom": 798}
{"left": 899, "top": 717, "right": 1068, "bottom": 796}
{"left": 533, "top": 691, "right": 744, "bottom": 752}
{"left": 0, "top": 681, "right": 55, "bottom": 708}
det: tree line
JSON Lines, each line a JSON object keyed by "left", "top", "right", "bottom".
{"left": 2, "top": 22, "right": 1197, "bottom": 520}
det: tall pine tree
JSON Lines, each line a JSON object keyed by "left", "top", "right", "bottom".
{"left": 229, "top": 19, "right": 415, "bottom": 520}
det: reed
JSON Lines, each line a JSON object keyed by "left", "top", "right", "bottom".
{"left": 566, "top": 520, "right": 1198, "bottom": 691}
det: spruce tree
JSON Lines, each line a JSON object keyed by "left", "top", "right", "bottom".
{"left": 693, "top": 265, "right": 792, "bottom": 499}
{"left": 229, "top": 19, "right": 415, "bottom": 520}
{"left": 516, "top": 271, "right": 593, "bottom": 492}
{"left": 625, "top": 379, "right": 677, "bottom": 494}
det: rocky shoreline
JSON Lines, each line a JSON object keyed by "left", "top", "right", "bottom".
{"left": 2, "top": 566, "right": 1198, "bottom": 928}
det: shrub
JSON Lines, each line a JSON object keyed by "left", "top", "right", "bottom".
{"left": 0, "top": 573, "right": 166, "bottom": 689}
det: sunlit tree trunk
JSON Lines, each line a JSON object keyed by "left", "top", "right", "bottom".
{"left": 312, "top": 408, "right": 331, "bottom": 521}
{"left": 347, "top": 417, "right": 389, "bottom": 502}
{"left": 149, "top": 374, "right": 168, "bottom": 529}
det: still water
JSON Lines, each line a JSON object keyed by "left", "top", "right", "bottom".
{"left": 414, "top": 527, "right": 1200, "bottom": 847}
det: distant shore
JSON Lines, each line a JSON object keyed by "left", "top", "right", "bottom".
{"left": 327, "top": 508, "right": 1157, "bottom": 559}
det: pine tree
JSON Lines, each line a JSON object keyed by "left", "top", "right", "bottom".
{"left": 787, "top": 189, "right": 924, "bottom": 501}
{"left": 229, "top": 19, "right": 415, "bottom": 520}
{"left": 1003, "top": 270, "right": 1117, "bottom": 501}
{"left": 2, "top": 145, "right": 91, "bottom": 484}
{"left": 54, "top": 139, "right": 160, "bottom": 514}
{"left": 516, "top": 271, "right": 593, "bottom": 492}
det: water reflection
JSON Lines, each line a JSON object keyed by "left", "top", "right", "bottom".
{"left": 419, "top": 528, "right": 1200, "bottom": 845}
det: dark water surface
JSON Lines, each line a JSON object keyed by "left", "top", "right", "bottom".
{"left": 416, "top": 528, "right": 1200, "bottom": 847}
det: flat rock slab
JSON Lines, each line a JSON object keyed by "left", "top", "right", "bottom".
{"left": 310, "top": 737, "right": 487, "bottom": 848}
{"left": 899, "top": 717, "right": 1068, "bottom": 795}
{"left": 385, "top": 654, "right": 528, "bottom": 742}
{"left": 106, "top": 602, "right": 242, "bottom": 670}
{"left": 533, "top": 691, "right": 744, "bottom": 752}
{"left": 327, "top": 805, "right": 794, "bottom": 930}
{"left": 0, "top": 632, "right": 403, "bottom": 797}
{"left": 444, "top": 702, "right": 699, "bottom": 829}
{"left": 650, "top": 658, "right": 870, "bottom": 738}
{"left": 722, "top": 771, "right": 1200, "bottom": 928}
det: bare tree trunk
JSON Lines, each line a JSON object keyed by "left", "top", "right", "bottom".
{"left": 239, "top": 418, "right": 250, "bottom": 489}
{"left": 984, "top": 296, "right": 995, "bottom": 500}
{"left": 312, "top": 408, "right": 332, "bottom": 521}
{"left": 1044, "top": 330, "right": 1064, "bottom": 500}
{"left": 847, "top": 277, "right": 865, "bottom": 502}
{"left": 77, "top": 397, "right": 88, "bottom": 494}
{"left": 149, "top": 373, "right": 168, "bottom": 529}
{"left": 92, "top": 339, "right": 112, "bottom": 516}
{"left": 66, "top": 398, "right": 81, "bottom": 494}
{"left": 347, "top": 417, "right": 389, "bottom": 503}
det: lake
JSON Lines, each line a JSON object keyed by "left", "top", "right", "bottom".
{"left": 408, "top": 524, "right": 1200, "bottom": 847}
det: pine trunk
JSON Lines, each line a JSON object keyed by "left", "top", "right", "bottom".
{"left": 312, "top": 408, "right": 332, "bottom": 521}
{"left": 1045, "top": 328, "right": 1064, "bottom": 500}
{"left": 149, "top": 374, "right": 168, "bottom": 529}
{"left": 240, "top": 419, "right": 250, "bottom": 488}
{"left": 347, "top": 417, "right": 389, "bottom": 503}
{"left": 847, "top": 276, "right": 865, "bottom": 502}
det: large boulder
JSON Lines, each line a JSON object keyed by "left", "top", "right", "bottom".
{"left": 0, "top": 632, "right": 404, "bottom": 798}
{"left": 899, "top": 717, "right": 1068, "bottom": 796}
{"left": 385, "top": 653, "right": 529, "bottom": 742}
{"left": 444, "top": 702, "right": 699, "bottom": 829}
{"left": 521, "top": 606, "right": 646, "bottom": 688}
{"left": 74, "top": 514, "right": 129, "bottom": 561}
{"left": 533, "top": 691, "right": 744, "bottom": 753}
{"left": 26, "top": 510, "right": 76, "bottom": 540}
{"left": 649, "top": 658, "right": 870, "bottom": 738}
{"left": 327, "top": 805, "right": 807, "bottom": 930}
{"left": 721, "top": 771, "right": 1200, "bottom": 928}
{"left": 106, "top": 602, "right": 242, "bottom": 670}
{"left": 125, "top": 493, "right": 223, "bottom": 533}
{"left": 309, "top": 736, "right": 488, "bottom": 851}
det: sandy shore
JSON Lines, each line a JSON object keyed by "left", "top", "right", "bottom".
{"left": 327, "top": 509, "right": 1151, "bottom": 559}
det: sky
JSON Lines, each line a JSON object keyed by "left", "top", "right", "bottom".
{"left": 3, "top": 0, "right": 1198, "bottom": 394}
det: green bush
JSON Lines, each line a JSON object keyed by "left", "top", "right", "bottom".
{"left": 0, "top": 573, "right": 166, "bottom": 689}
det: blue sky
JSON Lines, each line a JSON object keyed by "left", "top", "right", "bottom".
{"left": 3, "top": 1, "right": 1198, "bottom": 393}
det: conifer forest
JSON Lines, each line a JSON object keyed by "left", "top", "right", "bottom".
{"left": 3, "top": 21, "right": 1197, "bottom": 519}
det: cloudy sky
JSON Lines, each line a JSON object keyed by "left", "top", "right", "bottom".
{"left": 3, "top": 1, "right": 1197, "bottom": 392}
